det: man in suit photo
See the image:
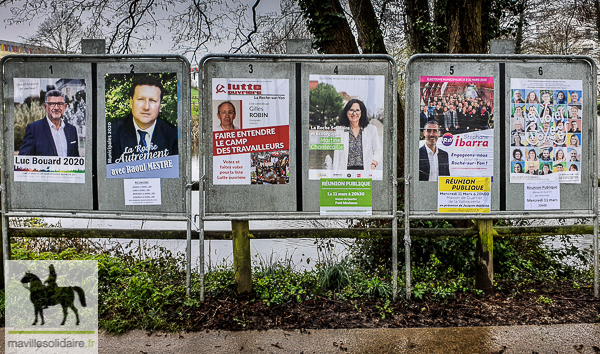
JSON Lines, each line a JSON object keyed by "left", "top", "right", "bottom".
{"left": 19, "top": 90, "right": 80, "bottom": 157}
{"left": 108, "top": 75, "right": 178, "bottom": 164}
{"left": 419, "top": 120, "right": 450, "bottom": 181}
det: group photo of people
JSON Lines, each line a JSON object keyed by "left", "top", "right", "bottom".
{"left": 511, "top": 144, "right": 581, "bottom": 174}
{"left": 419, "top": 79, "right": 494, "bottom": 137}
{"left": 251, "top": 151, "right": 289, "bottom": 185}
{"left": 418, "top": 77, "right": 494, "bottom": 182}
{"left": 510, "top": 87, "right": 583, "bottom": 177}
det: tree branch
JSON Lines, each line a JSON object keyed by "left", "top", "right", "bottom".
{"left": 232, "top": 0, "right": 260, "bottom": 53}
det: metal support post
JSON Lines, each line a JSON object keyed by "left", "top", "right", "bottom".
{"left": 475, "top": 219, "right": 494, "bottom": 293}
{"left": 392, "top": 213, "right": 398, "bottom": 301}
{"left": 404, "top": 178, "right": 411, "bottom": 300}
{"left": 1, "top": 168, "right": 8, "bottom": 288}
{"left": 593, "top": 160, "right": 598, "bottom": 298}
{"left": 1, "top": 68, "right": 6, "bottom": 287}
{"left": 232, "top": 220, "right": 252, "bottom": 296}
{"left": 199, "top": 217, "right": 205, "bottom": 302}
{"left": 186, "top": 216, "right": 192, "bottom": 297}
{"left": 2, "top": 215, "right": 7, "bottom": 288}
{"left": 0, "top": 208, "right": 4, "bottom": 289}
{"left": 199, "top": 60, "right": 206, "bottom": 302}
{"left": 185, "top": 181, "right": 192, "bottom": 297}
{"left": 594, "top": 215, "right": 598, "bottom": 298}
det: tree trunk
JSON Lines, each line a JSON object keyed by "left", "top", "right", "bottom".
{"left": 404, "top": 0, "right": 432, "bottom": 53}
{"left": 595, "top": 0, "right": 600, "bottom": 45}
{"left": 348, "top": 0, "right": 386, "bottom": 53}
{"left": 298, "top": 0, "right": 359, "bottom": 54}
{"left": 447, "top": 0, "right": 485, "bottom": 54}
{"left": 514, "top": 0, "right": 526, "bottom": 54}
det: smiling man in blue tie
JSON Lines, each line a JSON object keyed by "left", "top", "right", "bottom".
{"left": 108, "top": 75, "right": 178, "bottom": 164}
{"left": 19, "top": 90, "right": 80, "bottom": 157}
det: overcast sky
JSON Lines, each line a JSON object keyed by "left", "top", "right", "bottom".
{"left": 0, "top": 8, "right": 42, "bottom": 44}
{"left": 0, "top": 0, "right": 280, "bottom": 58}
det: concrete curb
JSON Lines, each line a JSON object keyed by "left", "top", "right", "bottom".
{"left": 97, "top": 323, "right": 600, "bottom": 353}
{"left": 2, "top": 324, "right": 599, "bottom": 353}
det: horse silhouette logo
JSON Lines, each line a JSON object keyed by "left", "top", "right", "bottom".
{"left": 20, "top": 264, "right": 87, "bottom": 325}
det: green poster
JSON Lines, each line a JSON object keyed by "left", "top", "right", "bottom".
{"left": 320, "top": 178, "right": 372, "bottom": 215}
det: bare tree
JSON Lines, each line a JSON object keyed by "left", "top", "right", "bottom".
{"left": 21, "top": 10, "right": 86, "bottom": 54}
{"left": 574, "top": 0, "right": 600, "bottom": 61}
{"left": 520, "top": 0, "right": 596, "bottom": 56}
{"left": 169, "top": 0, "right": 228, "bottom": 62}
{"left": 2, "top": 0, "right": 317, "bottom": 58}
{"left": 402, "top": 0, "right": 431, "bottom": 53}
{"left": 252, "top": 0, "right": 312, "bottom": 54}
{"left": 3, "top": 0, "right": 225, "bottom": 55}
{"left": 596, "top": 0, "right": 600, "bottom": 45}
{"left": 220, "top": 0, "right": 316, "bottom": 55}
{"left": 402, "top": 0, "right": 523, "bottom": 54}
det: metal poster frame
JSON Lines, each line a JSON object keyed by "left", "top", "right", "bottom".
{"left": 0, "top": 54, "right": 194, "bottom": 294}
{"left": 405, "top": 54, "right": 598, "bottom": 299}
{"left": 198, "top": 54, "right": 399, "bottom": 300}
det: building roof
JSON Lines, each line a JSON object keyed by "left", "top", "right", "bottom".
{"left": 0, "top": 39, "right": 56, "bottom": 58}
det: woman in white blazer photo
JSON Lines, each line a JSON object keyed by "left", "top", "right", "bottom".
{"left": 332, "top": 99, "right": 383, "bottom": 172}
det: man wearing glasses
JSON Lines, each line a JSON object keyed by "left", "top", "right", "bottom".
{"left": 19, "top": 90, "right": 80, "bottom": 156}
{"left": 419, "top": 120, "right": 450, "bottom": 181}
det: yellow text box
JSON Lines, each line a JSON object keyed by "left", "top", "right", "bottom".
{"left": 438, "top": 177, "right": 491, "bottom": 192}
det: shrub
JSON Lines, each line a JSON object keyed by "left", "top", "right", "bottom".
{"left": 253, "top": 268, "right": 315, "bottom": 305}
{"left": 317, "top": 258, "right": 353, "bottom": 292}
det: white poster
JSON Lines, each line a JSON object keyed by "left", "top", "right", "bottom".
{"left": 212, "top": 79, "right": 290, "bottom": 185}
{"left": 524, "top": 183, "right": 560, "bottom": 210}
{"left": 124, "top": 179, "right": 161, "bottom": 205}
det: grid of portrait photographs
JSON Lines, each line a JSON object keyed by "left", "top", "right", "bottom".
{"left": 510, "top": 83, "right": 582, "bottom": 183}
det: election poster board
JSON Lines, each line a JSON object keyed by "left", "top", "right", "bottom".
{"left": 509, "top": 78, "right": 582, "bottom": 184}
{"left": 418, "top": 76, "right": 494, "bottom": 182}
{"left": 13, "top": 78, "right": 87, "bottom": 183}
{"left": 408, "top": 55, "right": 596, "bottom": 216}
{"left": 308, "top": 75, "right": 385, "bottom": 180}
{"left": 105, "top": 73, "right": 179, "bottom": 179}
{"left": 211, "top": 78, "right": 290, "bottom": 185}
